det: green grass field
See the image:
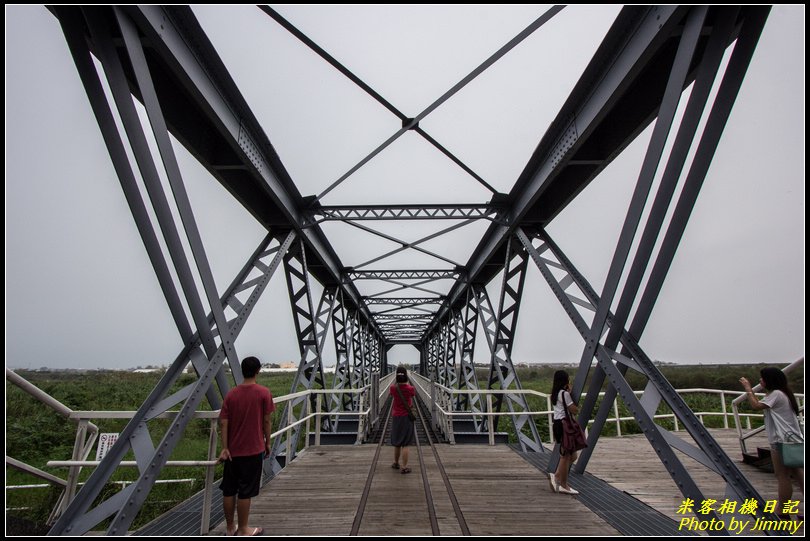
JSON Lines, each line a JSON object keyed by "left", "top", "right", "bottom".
{"left": 5, "top": 364, "right": 802, "bottom": 533}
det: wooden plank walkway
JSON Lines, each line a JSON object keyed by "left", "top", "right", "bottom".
{"left": 585, "top": 428, "right": 804, "bottom": 535}
{"left": 208, "top": 444, "right": 618, "bottom": 536}
{"left": 204, "top": 429, "right": 803, "bottom": 536}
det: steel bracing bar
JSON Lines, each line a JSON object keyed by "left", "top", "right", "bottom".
{"left": 268, "top": 244, "right": 337, "bottom": 475}
{"left": 350, "top": 313, "right": 366, "bottom": 405}
{"left": 471, "top": 238, "right": 543, "bottom": 452}
{"left": 330, "top": 290, "right": 353, "bottom": 422}
{"left": 568, "top": 5, "right": 708, "bottom": 415}
{"left": 305, "top": 204, "right": 502, "bottom": 225}
{"left": 445, "top": 312, "right": 461, "bottom": 392}
{"left": 348, "top": 218, "right": 476, "bottom": 269}
{"left": 579, "top": 5, "right": 744, "bottom": 468}
{"left": 457, "top": 288, "right": 484, "bottom": 427}
{"left": 259, "top": 6, "right": 500, "bottom": 195}
{"left": 368, "top": 277, "right": 446, "bottom": 299}
{"left": 67, "top": 7, "right": 234, "bottom": 406}
{"left": 364, "top": 297, "right": 445, "bottom": 306}
{"left": 49, "top": 228, "right": 295, "bottom": 535}
{"left": 517, "top": 227, "right": 774, "bottom": 530}
{"left": 50, "top": 9, "right": 295, "bottom": 535}
{"left": 305, "top": 6, "right": 565, "bottom": 202}
{"left": 349, "top": 270, "right": 459, "bottom": 280}
{"left": 374, "top": 314, "right": 435, "bottom": 320}
{"left": 108, "top": 6, "right": 383, "bottom": 338}
{"left": 424, "top": 6, "right": 687, "bottom": 339}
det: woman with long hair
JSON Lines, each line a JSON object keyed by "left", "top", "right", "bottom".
{"left": 390, "top": 365, "right": 416, "bottom": 474}
{"left": 549, "top": 369, "right": 580, "bottom": 495}
{"left": 740, "top": 367, "right": 804, "bottom": 519}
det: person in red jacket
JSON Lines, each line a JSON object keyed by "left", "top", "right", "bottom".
{"left": 390, "top": 365, "right": 416, "bottom": 474}
{"left": 219, "top": 356, "right": 275, "bottom": 536}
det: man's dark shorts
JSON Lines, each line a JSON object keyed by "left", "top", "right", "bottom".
{"left": 220, "top": 452, "right": 263, "bottom": 499}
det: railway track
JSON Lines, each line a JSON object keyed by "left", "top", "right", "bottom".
{"left": 351, "top": 393, "right": 470, "bottom": 535}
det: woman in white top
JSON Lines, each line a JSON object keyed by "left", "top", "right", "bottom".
{"left": 740, "top": 367, "right": 804, "bottom": 519}
{"left": 549, "top": 370, "right": 579, "bottom": 495}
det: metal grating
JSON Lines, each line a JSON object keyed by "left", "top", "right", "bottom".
{"left": 511, "top": 445, "right": 695, "bottom": 536}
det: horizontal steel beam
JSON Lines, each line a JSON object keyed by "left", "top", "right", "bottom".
{"left": 363, "top": 297, "right": 445, "bottom": 306}
{"left": 305, "top": 204, "right": 503, "bottom": 224}
{"left": 372, "top": 314, "right": 436, "bottom": 320}
{"left": 349, "top": 269, "right": 460, "bottom": 280}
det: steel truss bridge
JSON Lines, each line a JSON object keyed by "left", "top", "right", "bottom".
{"left": 39, "top": 5, "right": 783, "bottom": 536}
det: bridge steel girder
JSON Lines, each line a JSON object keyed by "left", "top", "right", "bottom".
{"left": 349, "top": 270, "right": 460, "bottom": 281}
{"left": 444, "top": 312, "right": 461, "bottom": 392}
{"left": 506, "top": 6, "right": 774, "bottom": 529}
{"left": 304, "top": 204, "right": 502, "bottom": 225}
{"left": 48, "top": 5, "right": 390, "bottom": 533}
{"left": 518, "top": 226, "right": 774, "bottom": 530}
{"left": 349, "top": 312, "right": 366, "bottom": 406}
{"left": 457, "top": 288, "right": 484, "bottom": 427}
{"left": 268, "top": 244, "right": 337, "bottom": 475}
{"left": 330, "top": 290, "right": 352, "bottom": 425}
{"left": 471, "top": 236, "right": 543, "bottom": 453}
{"left": 48, "top": 7, "right": 305, "bottom": 535}
{"left": 423, "top": 5, "right": 770, "bottom": 342}
{"left": 56, "top": 5, "right": 381, "bottom": 336}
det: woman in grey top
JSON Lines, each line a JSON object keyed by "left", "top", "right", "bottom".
{"left": 740, "top": 367, "right": 803, "bottom": 519}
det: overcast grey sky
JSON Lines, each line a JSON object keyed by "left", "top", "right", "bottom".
{"left": 6, "top": 5, "right": 805, "bottom": 371}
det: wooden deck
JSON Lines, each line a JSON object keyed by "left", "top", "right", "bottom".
{"left": 207, "top": 429, "right": 803, "bottom": 536}
{"left": 585, "top": 428, "right": 804, "bottom": 535}
{"left": 208, "top": 443, "right": 618, "bottom": 536}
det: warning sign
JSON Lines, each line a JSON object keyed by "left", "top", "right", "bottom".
{"left": 96, "top": 433, "right": 120, "bottom": 460}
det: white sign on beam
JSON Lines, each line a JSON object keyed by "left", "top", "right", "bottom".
{"left": 95, "top": 433, "right": 120, "bottom": 460}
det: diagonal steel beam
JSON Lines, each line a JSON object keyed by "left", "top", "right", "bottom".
{"left": 259, "top": 6, "right": 501, "bottom": 195}
{"left": 312, "top": 5, "right": 565, "bottom": 202}
{"left": 517, "top": 226, "right": 776, "bottom": 530}
{"left": 345, "top": 218, "right": 474, "bottom": 269}
{"left": 267, "top": 243, "right": 337, "bottom": 475}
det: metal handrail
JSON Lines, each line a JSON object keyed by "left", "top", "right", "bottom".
{"left": 35, "top": 384, "right": 372, "bottom": 534}
{"left": 6, "top": 369, "right": 101, "bottom": 524}
{"left": 9, "top": 375, "right": 380, "bottom": 534}
{"left": 731, "top": 357, "right": 805, "bottom": 455}
{"left": 419, "top": 377, "right": 804, "bottom": 445}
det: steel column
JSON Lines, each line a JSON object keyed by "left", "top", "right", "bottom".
{"left": 457, "top": 288, "right": 484, "bottom": 429}
{"left": 579, "top": 5, "right": 742, "bottom": 465}
{"left": 472, "top": 237, "right": 543, "bottom": 452}
{"left": 517, "top": 227, "right": 775, "bottom": 530}
{"left": 50, "top": 228, "right": 294, "bottom": 535}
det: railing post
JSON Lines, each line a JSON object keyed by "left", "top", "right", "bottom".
{"left": 487, "top": 394, "right": 494, "bottom": 446}
{"left": 430, "top": 379, "right": 438, "bottom": 434}
{"left": 447, "top": 390, "right": 456, "bottom": 445}
{"left": 201, "top": 418, "right": 217, "bottom": 535}
{"left": 720, "top": 391, "right": 729, "bottom": 429}
{"left": 63, "top": 419, "right": 88, "bottom": 514}
{"left": 286, "top": 403, "right": 294, "bottom": 462}
{"left": 356, "top": 391, "right": 366, "bottom": 445}
{"left": 315, "top": 393, "right": 322, "bottom": 447}
{"left": 614, "top": 400, "right": 621, "bottom": 437}
{"left": 304, "top": 396, "right": 311, "bottom": 450}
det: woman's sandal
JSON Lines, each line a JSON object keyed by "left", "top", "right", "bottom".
{"left": 400, "top": 467, "right": 412, "bottom": 474}
{"left": 391, "top": 462, "right": 400, "bottom": 469}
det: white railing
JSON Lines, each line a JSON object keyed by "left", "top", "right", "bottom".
{"left": 731, "top": 358, "right": 805, "bottom": 455}
{"left": 412, "top": 374, "right": 804, "bottom": 447}
{"left": 7, "top": 372, "right": 383, "bottom": 535}
{"left": 6, "top": 369, "right": 100, "bottom": 525}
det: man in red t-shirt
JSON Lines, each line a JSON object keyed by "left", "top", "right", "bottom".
{"left": 219, "top": 356, "right": 275, "bottom": 536}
